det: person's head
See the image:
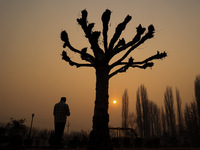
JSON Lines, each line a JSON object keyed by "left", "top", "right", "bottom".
{"left": 60, "top": 97, "right": 66, "bottom": 103}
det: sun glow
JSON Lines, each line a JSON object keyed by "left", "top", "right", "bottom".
{"left": 113, "top": 100, "right": 117, "bottom": 104}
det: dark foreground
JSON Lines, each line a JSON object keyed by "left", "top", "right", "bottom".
{"left": 26, "top": 148, "right": 200, "bottom": 150}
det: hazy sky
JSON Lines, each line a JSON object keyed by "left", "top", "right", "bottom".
{"left": 1, "top": 0, "right": 200, "bottom": 132}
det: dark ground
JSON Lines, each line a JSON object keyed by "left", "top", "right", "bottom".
{"left": 26, "top": 148, "right": 200, "bottom": 150}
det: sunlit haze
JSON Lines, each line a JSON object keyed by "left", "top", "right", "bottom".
{"left": 0, "top": 0, "right": 200, "bottom": 132}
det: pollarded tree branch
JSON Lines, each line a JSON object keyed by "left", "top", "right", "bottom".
{"left": 108, "top": 15, "right": 132, "bottom": 51}
{"left": 132, "top": 51, "right": 167, "bottom": 65}
{"left": 110, "top": 24, "right": 155, "bottom": 69}
{"left": 102, "top": 9, "right": 111, "bottom": 53}
{"left": 77, "top": 9, "right": 104, "bottom": 58}
{"left": 109, "top": 51, "right": 167, "bottom": 78}
{"left": 62, "top": 51, "right": 93, "bottom": 68}
{"left": 119, "top": 51, "right": 167, "bottom": 66}
{"left": 109, "top": 63, "right": 154, "bottom": 79}
{"left": 109, "top": 65, "right": 130, "bottom": 79}
{"left": 113, "top": 38, "right": 126, "bottom": 50}
{"left": 60, "top": 30, "right": 95, "bottom": 65}
{"left": 111, "top": 24, "right": 146, "bottom": 57}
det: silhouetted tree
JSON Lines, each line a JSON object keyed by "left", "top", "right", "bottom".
{"left": 184, "top": 103, "right": 190, "bottom": 134}
{"left": 128, "top": 112, "right": 137, "bottom": 130}
{"left": 149, "top": 101, "right": 154, "bottom": 136}
{"left": 122, "top": 89, "right": 129, "bottom": 129}
{"left": 140, "top": 85, "right": 150, "bottom": 138}
{"left": 175, "top": 88, "right": 184, "bottom": 136}
{"left": 155, "top": 106, "right": 161, "bottom": 137}
{"left": 149, "top": 101, "right": 161, "bottom": 137}
{"left": 195, "top": 75, "right": 200, "bottom": 126}
{"left": 136, "top": 85, "right": 151, "bottom": 138}
{"left": 184, "top": 101, "right": 199, "bottom": 145}
{"left": 136, "top": 89, "right": 143, "bottom": 137}
{"left": 164, "top": 87, "right": 176, "bottom": 137}
{"left": 190, "top": 102, "right": 198, "bottom": 134}
{"left": 154, "top": 104, "right": 161, "bottom": 137}
{"left": 161, "top": 107, "right": 167, "bottom": 135}
{"left": 60, "top": 9, "right": 167, "bottom": 150}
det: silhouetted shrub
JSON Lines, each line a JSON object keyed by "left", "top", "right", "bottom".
{"left": 111, "top": 138, "right": 120, "bottom": 147}
{"left": 123, "top": 137, "right": 131, "bottom": 147}
{"left": 24, "top": 138, "right": 33, "bottom": 148}
{"left": 69, "top": 136, "right": 79, "bottom": 148}
{"left": 145, "top": 138, "right": 153, "bottom": 147}
{"left": 153, "top": 137, "right": 160, "bottom": 147}
{"left": 0, "top": 126, "right": 9, "bottom": 146}
{"left": 135, "top": 137, "right": 142, "bottom": 147}
{"left": 9, "top": 135, "right": 23, "bottom": 149}
{"left": 48, "top": 132, "right": 56, "bottom": 148}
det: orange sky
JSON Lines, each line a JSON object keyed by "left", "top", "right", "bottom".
{"left": 0, "top": 0, "right": 200, "bottom": 132}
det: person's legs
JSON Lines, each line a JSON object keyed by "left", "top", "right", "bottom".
{"left": 54, "top": 122, "right": 60, "bottom": 147}
{"left": 59, "top": 122, "right": 66, "bottom": 139}
{"left": 54, "top": 122, "right": 66, "bottom": 147}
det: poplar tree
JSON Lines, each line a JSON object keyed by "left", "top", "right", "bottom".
{"left": 195, "top": 75, "right": 200, "bottom": 126}
{"left": 122, "top": 89, "right": 129, "bottom": 129}
{"left": 136, "top": 85, "right": 150, "bottom": 138}
{"left": 176, "top": 88, "right": 184, "bottom": 136}
{"left": 136, "top": 89, "right": 143, "bottom": 137}
{"left": 164, "top": 87, "right": 176, "bottom": 137}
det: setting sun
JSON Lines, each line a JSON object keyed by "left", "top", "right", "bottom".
{"left": 113, "top": 100, "right": 117, "bottom": 104}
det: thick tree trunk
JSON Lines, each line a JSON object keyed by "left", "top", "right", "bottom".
{"left": 88, "top": 67, "right": 113, "bottom": 150}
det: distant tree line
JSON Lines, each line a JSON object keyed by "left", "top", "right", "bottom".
{"left": 121, "top": 75, "right": 200, "bottom": 146}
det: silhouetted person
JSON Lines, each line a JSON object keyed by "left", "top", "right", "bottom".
{"left": 53, "top": 97, "right": 70, "bottom": 147}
